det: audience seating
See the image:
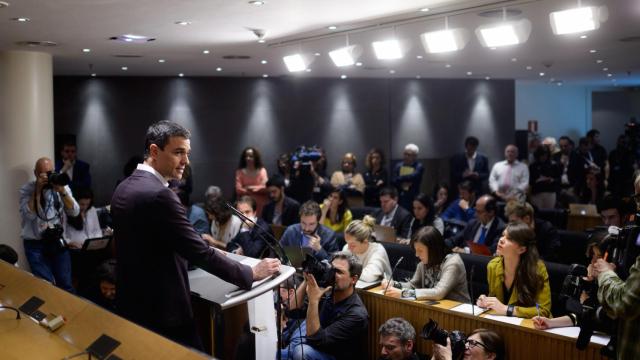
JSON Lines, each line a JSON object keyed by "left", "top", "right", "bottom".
{"left": 535, "top": 209, "right": 569, "bottom": 230}
{"left": 350, "top": 206, "right": 379, "bottom": 220}
{"left": 380, "top": 242, "right": 418, "bottom": 282}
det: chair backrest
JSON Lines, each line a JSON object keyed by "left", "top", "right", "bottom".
{"left": 556, "top": 230, "right": 590, "bottom": 265}
{"left": 351, "top": 206, "right": 378, "bottom": 220}
{"left": 459, "top": 253, "right": 491, "bottom": 300}
{"left": 535, "top": 208, "right": 569, "bottom": 230}
{"left": 543, "top": 260, "right": 572, "bottom": 317}
{"left": 380, "top": 242, "right": 418, "bottom": 282}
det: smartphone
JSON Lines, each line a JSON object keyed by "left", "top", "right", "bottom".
{"left": 19, "top": 296, "right": 45, "bottom": 316}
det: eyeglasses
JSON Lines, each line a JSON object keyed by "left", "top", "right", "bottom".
{"left": 465, "top": 339, "right": 489, "bottom": 351}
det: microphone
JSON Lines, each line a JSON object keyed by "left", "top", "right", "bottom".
{"left": 383, "top": 256, "right": 404, "bottom": 295}
{"left": 469, "top": 264, "right": 476, "bottom": 316}
{"left": 225, "top": 202, "right": 291, "bottom": 266}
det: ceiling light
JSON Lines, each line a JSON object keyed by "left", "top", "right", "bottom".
{"left": 82, "top": 48, "right": 91, "bottom": 53}
{"left": 261, "top": 60, "right": 268, "bottom": 64}
{"left": 539, "top": 72, "right": 545, "bottom": 76}
{"left": 258, "top": 39, "right": 266, "bottom": 43}
{"left": 121, "top": 66, "right": 128, "bottom": 71}
{"left": 203, "top": 50, "right": 210, "bottom": 54}
{"left": 158, "top": 59, "right": 165, "bottom": 63}
{"left": 12, "top": 17, "right": 30, "bottom": 22}
{"left": 476, "top": 19, "right": 532, "bottom": 48}
{"left": 416, "top": 55, "right": 423, "bottom": 59}
{"left": 511, "top": 57, "right": 517, "bottom": 62}
{"left": 466, "top": 71, "right": 473, "bottom": 76}
{"left": 389, "top": 69, "right": 396, "bottom": 74}
{"left": 249, "top": 1, "right": 265, "bottom": 5}
{"left": 314, "top": 52, "right": 321, "bottom": 56}
{"left": 174, "top": 20, "right": 192, "bottom": 26}
{"left": 421, "top": 28, "right": 469, "bottom": 53}
{"left": 526, "top": 65, "right": 532, "bottom": 70}
{"left": 549, "top": 6, "right": 604, "bottom": 35}
{"left": 596, "top": 59, "right": 603, "bottom": 63}
{"left": 178, "top": 73, "right": 184, "bottom": 77}
{"left": 283, "top": 54, "right": 309, "bottom": 72}
{"left": 607, "top": 73, "right": 612, "bottom": 77}
{"left": 580, "top": 35, "right": 588, "bottom": 39}
{"left": 602, "top": 67, "right": 608, "bottom": 71}
{"left": 589, "top": 49, "right": 597, "bottom": 53}
{"left": 485, "top": 76, "right": 491, "bottom": 80}
{"left": 329, "top": 45, "right": 361, "bottom": 67}
{"left": 305, "top": 68, "right": 312, "bottom": 72}
{"left": 416, "top": 75, "right": 421, "bottom": 79}
{"left": 372, "top": 40, "right": 403, "bottom": 60}
{"left": 355, "top": 62, "right": 363, "bottom": 67}
{"left": 445, "top": 64, "right": 451, "bottom": 68}
{"left": 124, "top": 38, "right": 133, "bottom": 42}
{"left": 340, "top": 75, "right": 347, "bottom": 79}
{"left": 420, "top": 7, "right": 430, "bottom": 12}
{"left": 91, "top": 73, "right": 96, "bottom": 77}
{"left": 328, "top": 25, "right": 337, "bottom": 30}
{"left": 216, "top": 67, "right": 223, "bottom": 72}
{"left": 262, "top": 74, "right": 269, "bottom": 78}
{"left": 112, "top": 34, "right": 154, "bottom": 43}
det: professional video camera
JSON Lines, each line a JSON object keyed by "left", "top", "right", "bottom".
{"left": 301, "top": 254, "right": 335, "bottom": 288}
{"left": 421, "top": 319, "right": 466, "bottom": 360}
{"left": 290, "top": 146, "right": 322, "bottom": 165}
{"left": 45, "top": 171, "right": 70, "bottom": 187}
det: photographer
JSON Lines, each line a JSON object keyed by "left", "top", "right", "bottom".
{"left": 431, "top": 328, "right": 505, "bottom": 360}
{"left": 19, "top": 157, "right": 80, "bottom": 292}
{"left": 280, "top": 252, "right": 369, "bottom": 360}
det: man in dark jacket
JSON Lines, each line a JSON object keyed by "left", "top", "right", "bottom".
{"left": 447, "top": 195, "right": 505, "bottom": 255}
{"left": 263, "top": 174, "right": 300, "bottom": 226}
{"left": 450, "top": 136, "right": 489, "bottom": 197}
{"left": 111, "top": 121, "right": 280, "bottom": 349}
{"left": 504, "top": 201, "right": 560, "bottom": 262}
{"left": 374, "top": 187, "right": 414, "bottom": 240}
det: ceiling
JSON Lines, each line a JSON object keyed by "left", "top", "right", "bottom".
{"left": 0, "top": 0, "right": 639, "bottom": 86}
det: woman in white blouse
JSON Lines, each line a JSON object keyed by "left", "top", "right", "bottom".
{"left": 64, "top": 188, "right": 104, "bottom": 248}
{"left": 204, "top": 195, "right": 242, "bottom": 249}
{"left": 342, "top": 215, "right": 392, "bottom": 282}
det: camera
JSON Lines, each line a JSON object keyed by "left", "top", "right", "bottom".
{"left": 291, "top": 146, "right": 322, "bottom": 165}
{"left": 301, "top": 254, "right": 336, "bottom": 288}
{"left": 40, "top": 224, "right": 66, "bottom": 251}
{"left": 421, "top": 319, "right": 466, "bottom": 360}
{"left": 46, "top": 171, "right": 70, "bottom": 187}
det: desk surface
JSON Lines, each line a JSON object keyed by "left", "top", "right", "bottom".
{"left": 361, "top": 287, "right": 608, "bottom": 360}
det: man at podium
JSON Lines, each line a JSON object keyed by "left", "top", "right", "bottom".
{"left": 111, "top": 121, "right": 280, "bottom": 349}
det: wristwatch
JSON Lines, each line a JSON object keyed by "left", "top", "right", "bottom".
{"left": 401, "top": 289, "right": 415, "bottom": 298}
{"left": 506, "top": 305, "right": 515, "bottom": 317}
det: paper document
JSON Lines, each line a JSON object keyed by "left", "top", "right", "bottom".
{"left": 356, "top": 280, "right": 381, "bottom": 290}
{"left": 450, "top": 303, "right": 487, "bottom": 316}
{"left": 544, "top": 327, "right": 611, "bottom": 346}
{"left": 483, "top": 314, "right": 523, "bottom": 325}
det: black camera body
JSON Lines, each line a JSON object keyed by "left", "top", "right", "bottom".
{"left": 301, "top": 254, "right": 336, "bottom": 288}
{"left": 46, "top": 171, "right": 70, "bottom": 187}
{"left": 40, "top": 224, "right": 66, "bottom": 251}
{"left": 421, "top": 319, "right": 466, "bottom": 360}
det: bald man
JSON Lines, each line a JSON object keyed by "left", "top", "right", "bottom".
{"left": 489, "top": 144, "right": 529, "bottom": 202}
{"left": 19, "top": 157, "right": 80, "bottom": 292}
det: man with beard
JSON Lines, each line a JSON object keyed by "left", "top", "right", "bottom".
{"left": 263, "top": 174, "right": 301, "bottom": 226}
{"left": 279, "top": 201, "right": 338, "bottom": 260}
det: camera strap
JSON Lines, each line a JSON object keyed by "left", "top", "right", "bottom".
{"left": 34, "top": 188, "right": 63, "bottom": 223}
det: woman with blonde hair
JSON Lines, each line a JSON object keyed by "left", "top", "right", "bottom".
{"left": 342, "top": 215, "right": 392, "bottom": 282}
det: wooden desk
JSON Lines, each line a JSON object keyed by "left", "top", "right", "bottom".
{"left": 0, "top": 261, "right": 212, "bottom": 360}
{"left": 360, "top": 287, "right": 607, "bottom": 360}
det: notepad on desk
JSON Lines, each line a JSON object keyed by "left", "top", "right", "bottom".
{"left": 543, "top": 327, "right": 610, "bottom": 346}
{"left": 482, "top": 314, "right": 524, "bottom": 326}
{"left": 449, "top": 303, "right": 488, "bottom": 316}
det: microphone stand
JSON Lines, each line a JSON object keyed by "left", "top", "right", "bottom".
{"left": 469, "top": 265, "right": 476, "bottom": 316}
{"left": 383, "top": 256, "right": 404, "bottom": 295}
{"left": 225, "top": 202, "right": 291, "bottom": 266}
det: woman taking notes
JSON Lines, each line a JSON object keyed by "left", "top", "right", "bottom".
{"left": 477, "top": 221, "right": 552, "bottom": 318}
{"left": 343, "top": 215, "right": 392, "bottom": 282}
{"left": 382, "top": 226, "right": 470, "bottom": 302}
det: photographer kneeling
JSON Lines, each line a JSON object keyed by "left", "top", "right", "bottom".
{"left": 19, "top": 157, "right": 80, "bottom": 292}
{"left": 280, "top": 252, "right": 369, "bottom": 360}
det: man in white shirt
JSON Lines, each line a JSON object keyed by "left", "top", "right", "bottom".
{"left": 489, "top": 144, "right": 529, "bottom": 202}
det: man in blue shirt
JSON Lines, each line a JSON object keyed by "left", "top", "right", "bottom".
{"left": 280, "top": 201, "right": 338, "bottom": 261}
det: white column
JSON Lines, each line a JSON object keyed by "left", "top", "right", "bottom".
{"left": 0, "top": 51, "right": 54, "bottom": 269}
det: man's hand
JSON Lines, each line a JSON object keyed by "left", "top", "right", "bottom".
{"left": 53, "top": 185, "right": 67, "bottom": 194}
{"left": 459, "top": 199, "right": 469, "bottom": 210}
{"left": 61, "top": 159, "right": 73, "bottom": 173}
{"left": 35, "top": 172, "right": 48, "bottom": 191}
{"left": 252, "top": 258, "right": 281, "bottom": 280}
{"left": 432, "top": 337, "right": 453, "bottom": 360}
{"left": 397, "top": 238, "right": 410, "bottom": 245}
{"left": 592, "top": 258, "right": 616, "bottom": 278}
{"left": 304, "top": 273, "right": 332, "bottom": 303}
{"left": 307, "top": 233, "right": 322, "bottom": 252}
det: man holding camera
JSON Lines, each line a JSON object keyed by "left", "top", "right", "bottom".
{"left": 19, "top": 157, "right": 79, "bottom": 292}
{"left": 280, "top": 252, "right": 369, "bottom": 360}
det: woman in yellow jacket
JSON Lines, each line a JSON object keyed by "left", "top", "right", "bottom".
{"left": 476, "top": 221, "right": 552, "bottom": 318}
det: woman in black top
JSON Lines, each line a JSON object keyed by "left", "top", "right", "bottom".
{"left": 363, "top": 148, "right": 388, "bottom": 207}
{"left": 529, "top": 146, "right": 561, "bottom": 209}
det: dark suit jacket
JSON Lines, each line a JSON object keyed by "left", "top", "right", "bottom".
{"left": 55, "top": 159, "right": 91, "bottom": 191}
{"left": 227, "top": 218, "right": 274, "bottom": 258}
{"left": 262, "top": 196, "right": 300, "bottom": 226}
{"left": 111, "top": 170, "right": 253, "bottom": 331}
{"left": 447, "top": 217, "right": 505, "bottom": 254}
{"left": 534, "top": 218, "right": 560, "bottom": 262}
{"left": 373, "top": 205, "right": 414, "bottom": 239}
{"left": 449, "top": 152, "right": 489, "bottom": 194}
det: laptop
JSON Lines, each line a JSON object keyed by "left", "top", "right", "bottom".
{"left": 373, "top": 224, "right": 397, "bottom": 243}
{"left": 282, "top": 246, "right": 313, "bottom": 269}
{"left": 569, "top": 203, "right": 598, "bottom": 216}
{"left": 81, "top": 236, "right": 112, "bottom": 251}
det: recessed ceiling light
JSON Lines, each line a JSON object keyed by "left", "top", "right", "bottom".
{"left": 262, "top": 74, "right": 269, "bottom": 78}
{"left": 466, "top": 71, "right": 473, "bottom": 75}
{"left": 305, "top": 68, "right": 312, "bottom": 72}
{"left": 355, "top": 62, "right": 363, "bottom": 67}
{"left": 445, "top": 64, "right": 451, "bottom": 68}
{"left": 416, "top": 75, "right": 421, "bottom": 79}
{"left": 82, "top": 48, "right": 91, "bottom": 53}
{"left": 607, "top": 73, "right": 612, "bottom": 77}
{"left": 557, "top": 82, "right": 563, "bottom": 86}
{"left": 121, "top": 66, "right": 128, "bottom": 71}
{"left": 12, "top": 17, "right": 30, "bottom": 22}
{"left": 257, "top": 39, "right": 266, "bottom": 43}
{"left": 216, "top": 67, "right": 223, "bottom": 72}
{"left": 511, "top": 58, "right": 517, "bottom": 62}
{"left": 490, "top": 47, "right": 497, "bottom": 50}
{"left": 596, "top": 59, "right": 603, "bottom": 63}
{"left": 485, "top": 76, "right": 491, "bottom": 80}
{"left": 589, "top": 49, "right": 597, "bottom": 53}
{"left": 580, "top": 35, "right": 588, "bottom": 39}
{"left": 539, "top": 72, "right": 545, "bottom": 76}
{"left": 111, "top": 34, "right": 155, "bottom": 43}
{"left": 340, "top": 74, "right": 347, "bottom": 79}
{"left": 124, "top": 38, "right": 133, "bottom": 42}
{"left": 261, "top": 60, "right": 267, "bottom": 64}
{"left": 314, "top": 52, "right": 321, "bottom": 57}
{"left": 158, "top": 59, "right": 165, "bottom": 63}
{"left": 249, "top": 1, "right": 265, "bottom": 5}
{"left": 178, "top": 73, "right": 184, "bottom": 77}
{"left": 602, "top": 67, "right": 608, "bottom": 71}
{"left": 416, "top": 55, "right": 423, "bottom": 59}
{"left": 203, "top": 50, "right": 210, "bottom": 54}
{"left": 389, "top": 69, "right": 396, "bottom": 74}
{"left": 526, "top": 65, "right": 532, "bottom": 70}
{"left": 420, "top": 7, "right": 430, "bottom": 12}
{"left": 174, "top": 20, "right": 192, "bottom": 26}
{"left": 328, "top": 25, "right": 337, "bottom": 30}
{"left": 91, "top": 73, "right": 96, "bottom": 77}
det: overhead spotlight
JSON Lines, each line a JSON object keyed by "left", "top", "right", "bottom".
{"left": 329, "top": 45, "right": 361, "bottom": 67}
{"left": 262, "top": 74, "right": 269, "bottom": 78}
{"left": 420, "top": 7, "right": 430, "bottom": 12}
{"left": 82, "top": 48, "right": 91, "bottom": 53}
{"left": 476, "top": 19, "right": 531, "bottom": 48}
{"left": 549, "top": 6, "right": 607, "bottom": 35}
{"left": 602, "top": 67, "right": 608, "bottom": 71}
{"left": 314, "top": 52, "right": 321, "bottom": 56}
{"left": 607, "top": 73, "right": 612, "bottom": 77}
{"left": 539, "top": 72, "right": 545, "bottom": 76}
{"left": 283, "top": 54, "right": 311, "bottom": 72}
{"left": 526, "top": 65, "right": 533, "bottom": 70}
{"left": 328, "top": 25, "right": 337, "bottom": 30}
{"left": 340, "top": 74, "right": 347, "bottom": 79}
{"left": 372, "top": 39, "right": 403, "bottom": 60}
{"left": 12, "top": 17, "right": 30, "bottom": 22}
{"left": 580, "top": 35, "right": 588, "bottom": 39}
{"left": 420, "top": 28, "right": 469, "bottom": 53}
{"left": 389, "top": 69, "right": 396, "bottom": 74}
{"left": 158, "top": 59, "right": 166, "bottom": 63}
{"left": 466, "top": 71, "right": 473, "bottom": 76}
{"left": 203, "top": 50, "right": 210, "bottom": 54}
{"left": 216, "top": 67, "right": 223, "bottom": 72}
{"left": 589, "top": 49, "right": 597, "bottom": 53}
{"left": 121, "top": 66, "right": 128, "bottom": 71}
{"left": 91, "top": 73, "right": 96, "bottom": 77}
{"left": 249, "top": 1, "right": 265, "bottom": 5}
{"left": 261, "top": 60, "right": 268, "bottom": 64}
{"left": 355, "top": 62, "right": 363, "bottom": 67}
{"left": 174, "top": 20, "right": 192, "bottom": 26}
{"left": 258, "top": 39, "right": 266, "bottom": 43}
{"left": 596, "top": 59, "right": 603, "bottom": 63}
{"left": 416, "top": 55, "right": 423, "bottom": 59}
{"left": 178, "top": 73, "right": 184, "bottom": 77}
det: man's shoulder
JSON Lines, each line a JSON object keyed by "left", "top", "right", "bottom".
{"left": 284, "top": 196, "right": 300, "bottom": 208}
{"left": 318, "top": 224, "right": 336, "bottom": 239}
{"left": 20, "top": 180, "right": 35, "bottom": 192}
{"left": 396, "top": 206, "right": 412, "bottom": 219}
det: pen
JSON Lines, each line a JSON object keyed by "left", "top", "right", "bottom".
{"left": 536, "top": 303, "right": 540, "bottom": 318}
{"left": 603, "top": 251, "right": 609, "bottom": 262}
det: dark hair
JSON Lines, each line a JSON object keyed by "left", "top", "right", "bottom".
{"left": 267, "top": 174, "right": 286, "bottom": 189}
{"left": 238, "top": 147, "right": 264, "bottom": 169}
{"left": 558, "top": 135, "right": 572, "bottom": 143}
{"left": 277, "top": 153, "right": 291, "bottom": 175}
{"left": 586, "top": 129, "right": 600, "bottom": 139}
{"left": 299, "top": 200, "right": 322, "bottom": 220}
{"left": 365, "top": 148, "right": 386, "bottom": 170}
{"left": 578, "top": 137, "right": 589, "bottom": 147}
{"left": 0, "top": 244, "right": 18, "bottom": 265}
{"left": 412, "top": 226, "right": 449, "bottom": 269}
{"left": 413, "top": 193, "right": 436, "bottom": 226}
{"left": 469, "top": 329, "right": 505, "bottom": 360}
{"left": 380, "top": 186, "right": 398, "bottom": 199}
{"left": 205, "top": 195, "right": 232, "bottom": 224}
{"left": 457, "top": 180, "right": 474, "bottom": 193}
{"left": 330, "top": 251, "right": 363, "bottom": 279}
{"left": 123, "top": 155, "right": 144, "bottom": 177}
{"left": 533, "top": 146, "right": 550, "bottom": 162}
{"left": 67, "top": 187, "right": 95, "bottom": 230}
{"left": 465, "top": 136, "right": 479, "bottom": 147}
{"left": 432, "top": 183, "right": 450, "bottom": 203}
{"left": 144, "top": 120, "right": 191, "bottom": 159}
{"left": 97, "top": 259, "right": 116, "bottom": 284}
{"left": 237, "top": 195, "right": 257, "bottom": 211}
{"left": 504, "top": 221, "right": 543, "bottom": 307}
{"left": 597, "top": 195, "right": 623, "bottom": 215}
{"left": 326, "top": 187, "right": 349, "bottom": 224}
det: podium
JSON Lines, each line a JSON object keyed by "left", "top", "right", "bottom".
{"left": 188, "top": 252, "right": 296, "bottom": 360}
